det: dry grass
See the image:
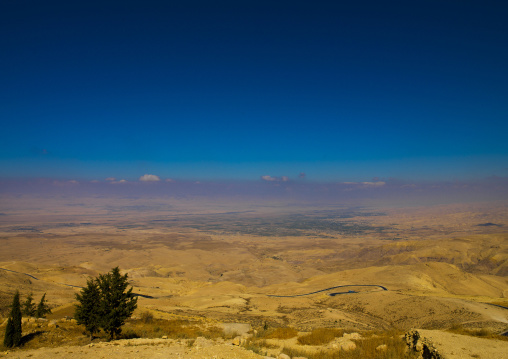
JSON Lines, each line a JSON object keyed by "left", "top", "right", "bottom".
{"left": 139, "top": 311, "right": 154, "bottom": 324}
{"left": 260, "top": 327, "right": 299, "bottom": 339}
{"left": 0, "top": 317, "right": 224, "bottom": 351}
{"left": 0, "top": 320, "right": 90, "bottom": 351}
{"left": 242, "top": 340, "right": 269, "bottom": 356}
{"left": 447, "top": 324, "right": 508, "bottom": 341}
{"left": 297, "top": 328, "right": 344, "bottom": 345}
{"left": 47, "top": 305, "right": 76, "bottom": 320}
{"left": 279, "top": 330, "right": 415, "bottom": 359}
{"left": 121, "top": 318, "right": 223, "bottom": 340}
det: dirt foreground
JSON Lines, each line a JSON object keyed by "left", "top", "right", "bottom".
{"left": 0, "top": 338, "right": 265, "bottom": 359}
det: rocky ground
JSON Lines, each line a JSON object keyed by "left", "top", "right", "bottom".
{"left": 1, "top": 337, "right": 264, "bottom": 359}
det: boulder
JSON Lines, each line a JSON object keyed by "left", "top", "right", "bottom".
{"left": 232, "top": 336, "right": 241, "bottom": 346}
{"left": 344, "top": 332, "right": 362, "bottom": 340}
{"left": 405, "top": 330, "right": 443, "bottom": 359}
{"left": 48, "top": 320, "right": 59, "bottom": 328}
{"left": 331, "top": 338, "right": 357, "bottom": 351}
{"left": 340, "top": 340, "right": 356, "bottom": 351}
{"left": 376, "top": 344, "right": 387, "bottom": 351}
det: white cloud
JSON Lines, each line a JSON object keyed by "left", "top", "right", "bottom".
{"left": 139, "top": 174, "right": 160, "bottom": 182}
{"left": 361, "top": 181, "right": 386, "bottom": 187}
{"left": 261, "top": 175, "right": 278, "bottom": 182}
{"left": 261, "top": 175, "right": 291, "bottom": 182}
{"left": 111, "top": 179, "right": 128, "bottom": 184}
{"left": 165, "top": 178, "right": 175, "bottom": 183}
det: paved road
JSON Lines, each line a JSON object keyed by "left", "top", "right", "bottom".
{"left": 0, "top": 267, "right": 157, "bottom": 297}
{"left": 0, "top": 266, "right": 85, "bottom": 288}
{"left": 0, "top": 267, "right": 39, "bottom": 280}
{"left": 267, "top": 284, "right": 388, "bottom": 297}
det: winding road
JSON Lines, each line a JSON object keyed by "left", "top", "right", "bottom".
{"left": 267, "top": 284, "right": 388, "bottom": 297}
{"left": 0, "top": 267, "right": 155, "bottom": 298}
{"left": 0, "top": 267, "right": 84, "bottom": 288}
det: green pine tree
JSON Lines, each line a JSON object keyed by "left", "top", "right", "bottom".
{"left": 3, "top": 317, "right": 14, "bottom": 348}
{"left": 97, "top": 267, "right": 137, "bottom": 339}
{"left": 22, "top": 293, "right": 37, "bottom": 317}
{"left": 36, "top": 293, "right": 52, "bottom": 318}
{"left": 75, "top": 278, "right": 102, "bottom": 340}
{"left": 3, "top": 291, "right": 22, "bottom": 347}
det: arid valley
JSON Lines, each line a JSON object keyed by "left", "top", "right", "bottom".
{"left": 1, "top": 190, "right": 508, "bottom": 358}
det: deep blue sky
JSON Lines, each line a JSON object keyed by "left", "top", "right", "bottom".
{"left": 1, "top": 0, "right": 507, "bottom": 182}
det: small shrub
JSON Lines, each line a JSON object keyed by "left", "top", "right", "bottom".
{"left": 242, "top": 339, "right": 268, "bottom": 355}
{"left": 251, "top": 339, "right": 279, "bottom": 349}
{"left": 119, "top": 328, "right": 140, "bottom": 339}
{"left": 223, "top": 330, "right": 240, "bottom": 339}
{"left": 447, "top": 324, "right": 508, "bottom": 341}
{"left": 140, "top": 311, "right": 154, "bottom": 324}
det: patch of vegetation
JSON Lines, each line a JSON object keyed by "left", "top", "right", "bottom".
{"left": 120, "top": 318, "right": 223, "bottom": 340}
{"left": 447, "top": 324, "right": 508, "bottom": 341}
{"left": 297, "top": 328, "right": 344, "bottom": 345}
{"left": 2, "top": 291, "right": 51, "bottom": 349}
{"left": 149, "top": 209, "right": 387, "bottom": 237}
{"left": 260, "top": 327, "right": 299, "bottom": 339}
{"left": 241, "top": 340, "right": 269, "bottom": 356}
{"left": 0, "top": 320, "right": 89, "bottom": 350}
{"left": 282, "top": 330, "right": 415, "bottom": 359}
{"left": 140, "top": 310, "right": 154, "bottom": 324}
{"left": 0, "top": 317, "right": 225, "bottom": 351}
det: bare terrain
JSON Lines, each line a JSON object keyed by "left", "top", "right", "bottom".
{"left": 1, "top": 194, "right": 507, "bottom": 357}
